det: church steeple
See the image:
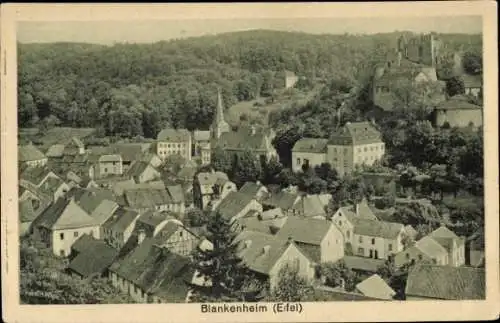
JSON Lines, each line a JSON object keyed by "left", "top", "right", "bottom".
{"left": 210, "top": 88, "right": 230, "bottom": 140}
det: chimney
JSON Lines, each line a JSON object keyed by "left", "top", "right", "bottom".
{"left": 262, "top": 245, "right": 270, "bottom": 255}
{"left": 138, "top": 229, "right": 146, "bottom": 244}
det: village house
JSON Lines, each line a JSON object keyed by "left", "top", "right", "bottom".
{"left": 126, "top": 160, "right": 161, "bottom": 183}
{"left": 109, "top": 143, "right": 155, "bottom": 171}
{"left": 214, "top": 191, "right": 263, "bottom": 223}
{"left": 20, "top": 167, "right": 70, "bottom": 202}
{"left": 123, "top": 185, "right": 185, "bottom": 214}
{"left": 109, "top": 238, "right": 197, "bottom": 303}
{"left": 148, "top": 221, "right": 200, "bottom": 257}
{"left": 37, "top": 176, "right": 71, "bottom": 202}
{"left": 156, "top": 128, "right": 192, "bottom": 161}
{"left": 405, "top": 264, "right": 485, "bottom": 300}
{"left": 216, "top": 125, "right": 278, "bottom": 162}
{"left": 62, "top": 137, "right": 86, "bottom": 156}
{"left": 394, "top": 235, "right": 448, "bottom": 267}
{"left": 354, "top": 274, "right": 396, "bottom": 300}
{"left": 427, "top": 226, "right": 466, "bottom": 266}
{"left": 284, "top": 70, "right": 299, "bottom": 89}
{"left": 462, "top": 73, "right": 483, "bottom": 97}
{"left": 96, "top": 154, "right": 123, "bottom": 178}
{"left": 342, "top": 255, "right": 386, "bottom": 277}
{"left": 31, "top": 198, "right": 101, "bottom": 257}
{"left": 432, "top": 95, "right": 483, "bottom": 128}
{"left": 331, "top": 198, "right": 378, "bottom": 241}
{"left": 276, "top": 217, "right": 345, "bottom": 264}
{"left": 66, "top": 234, "right": 119, "bottom": 279}
{"left": 327, "top": 122, "right": 386, "bottom": 177}
{"left": 234, "top": 230, "right": 315, "bottom": 290}
{"left": 102, "top": 207, "right": 141, "bottom": 250}
{"left": 19, "top": 182, "right": 52, "bottom": 220}
{"left": 291, "top": 194, "right": 328, "bottom": 218}
{"left": 192, "top": 170, "right": 237, "bottom": 210}
{"left": 19, "top": 144, "right": 48, "bottom": 168}
{"left": 234, "top": 209, "right": 288, "bottom": 235}
{"left": 292, "top": 138, "right": 329, "bottom": 172}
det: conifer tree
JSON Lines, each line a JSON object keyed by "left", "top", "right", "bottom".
{"left": 188, "top": 211, "right": 248, "bottom": 302}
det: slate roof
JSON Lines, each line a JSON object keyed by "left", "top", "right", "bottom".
{"left": 99, "top": 154, "right": 122, "bottom": 163}
{"left": 68, "top": 234, "right": 119, "bottom": 278}
{"left": 217, "top": 127, "right": 268, "bottom": 152}
{"left": 111, "top": 179, "right": 162, "bottom": 196}
{"left": 110, "top": 143, "right": 152, "bottom": 162}
{"left": 177, "top": 165, "right": 197, "bottom": 181}
{"left": 124, "top": 186, "right": 184, "bottom": 210}
{"left": 103, "top": 207, "right": 140, "bottom": 233}
{"left": 157, "top": 128, "right": 191, "bottom": 142}
{"left": 355, "top": 274, "right": 395, "bottom": 300}
{"left": 68, "top": 187, "right": 116, "bottom": 215}
{"left": 18, "top": 144, "right": 47, "bottom": 162}
{"left": 343, "top": 256, "right": 386, "bottom": 272}
{"left": 405, "top": 265, "right": 485, "bottom": 300}
{"left": 312, "top": 285, "right": 381, "bottom": 301}
{"left": 196, "top": 171, "right": 229, "bottom": 186}
{"left": 351, "top": 218, "right": 403, "bottom": 240}
{"left": 126, "top": 161, "right": 155, "bottom": 178}
{"left": 214, "top": 191, "right": 256, "bottom": 220}
{"left": 234, "top": 230, "right": 295, "bottom": 275}
{"left": 435, "top": 96, "right": 481, "bottom": 110}
{"left": 46, "top": 144, "right": 66, "bottom": 158}
{"left": 20, "top": 167, "right": 54, "bottom": 186}
{"left": 292, "top": 138, "right": 329, "bottom": 153}
{"left": 33, "top": 198, "right": 98, "bottom": 230}
{"left": 236, "top": 215, "right": 287, "bottom": 235}
{"left": 292, "top": 195, "right": 327, "bottom": 217}
{"left": 38, "top": 176, "right": 66, "bottom": 197}
{"left": 428, "top": 226, "right": 465, "bottom": 250}
{"left": 262, "top": 191, "right": 299, "bottom": 210}
{"left": 414, "top": 236, "right": 448, "bottom": 259}
{"left": 109, "top": 240, "right": 192, "bottom": 300}
{"left": 238, "top": 182, "right": 267, "bottom": 198}
{"left": 19, "top": 200, "right": 36, "bottom": 222}
{"left": 89, "top": 199, "right": 119, "bottom": 225}
{"left": 277, "top": 216, "right": 332, "bottom": 245}
{"left": 329, "top": 122, "right": 383, "bottom": 146}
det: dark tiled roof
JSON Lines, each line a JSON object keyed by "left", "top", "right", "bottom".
{"left": 461, "top": 73, "right": 482, "bottom": 88}
{"left": 19, "top": 200, "right": 36, "bottom": 222}
{"left": 110, "top": 143, "right": 152, "bottom": 162}
{"left": 38, "top": 176, "right": 66, "bottom": 197}
{"left": 32, "top": 198, "right": 98, "bottom": 230}
{"left": 276, "top": 216, "right": 332, "bottom": 245}
{"left": 68, "top": 235, "right": 119, "bottom": 278}
{"left": 126, "top": 161, "right": 153, "bottom": 178}
{"left": 262, "top": 191, "right": 298, "bottom": 211}
{"left": 312, "top": 285, "right": 381, "bottom": 301}
{"left": 20, "top": 167, "right": 54, "bottom": 186}
{"left": 435, "top": 97, "right": 481, "bottom": 110}
{"left": 215, "top": 191, "right": 256, "bottom": 220}
{"left": 292, "top": 138, "right": 329, "bottom": 153}
{"left": 351, "top": 218, "right": 403, "bottom": 240}
{"left": 295, "top": 242, "right": 321, "bottom": 263}
{"left": 292, "top": 195, "right": 327, "bottom": 217}
{"left": 103, "top": 207, "right": 140, "bottom": 233}
{"left": 68, "top": 187, "right": 117, "bottom": 215}
{"left": 405, "top": 265, "right": 485, "bottom": 300}
{"left": 343, "top": 256, "right": 386, "bottom": 273}
{"left": 238, "top": 182, "right": 267, "bottom": 198}
{"left": 157, "top": 128, "right": 191, "bottom": 142}
{"left": 46, "top": 144, "right": 66, "bottom": 158}
{"left": 124, "top": 188, "right": 173, "bottom": 209}
{"left": 217, "top": 127, "right": 268, "bottom": 152}
{"left": 329, "top": 122, "right": 383, "bottom": 146}
{"left": 18, "top": 145, "right": 46, "bottom": 162}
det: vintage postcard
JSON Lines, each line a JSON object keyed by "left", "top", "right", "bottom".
{"left": 1, "top": 2, "right": 499, "bottom": 323}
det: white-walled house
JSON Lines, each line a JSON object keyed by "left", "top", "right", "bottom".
{"left": 214, "top": 191, "right": 263, "bottom": 223}
{"left": 291, "top": 138, "right": 328, "bottom": 171}
{"left": 192, "top": 171, "right": 237, "bottom": 210}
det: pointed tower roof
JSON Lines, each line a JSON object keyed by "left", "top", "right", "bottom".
{"left": 213, "top": 88, "right": 225, "bottom": 126}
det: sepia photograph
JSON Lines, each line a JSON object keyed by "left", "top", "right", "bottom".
{"left": 1, "top": 2, "right": 499, "bottom": 323}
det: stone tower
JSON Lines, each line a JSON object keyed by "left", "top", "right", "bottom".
{"left": 210, "top": 88, "right": 231, "bottom": 140}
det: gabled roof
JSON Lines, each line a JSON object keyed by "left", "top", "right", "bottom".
{"left": 124, "top": 186, "right": 182, "bottom": 210}
{"left": 157, "top": 128, "right": 191, "bottom": 142}
{"left": 461, "top": 73, "right": 482, "bottom": 88}
{"left": 126, "top": 161, "right": 156, "bottom": 178}
{"left": 110, "top": 143, "right": 152, "bottom": 162}
{"left": 292, "top": 138, "right": 329, "bottom": 153}
{"left": 427, "top": 226, "right": 464, "bottom": 250}
{"left": 405, "top": 265, "right": 485, "bottom": 300}
{"left": 343, "top": 256, "right": 386, "bottom": 273}
{"left": 238, "top": 182, "right": 267, "bottom": 198}
{"left": 276, "top": 216, "right": 333, "bottom": 245}
{"left": 217, "top": 127, "right": 268, "bottom": 152}
{"left": 355, "top": 274, "right": 395, "bottom": 300}
{"left": 33, "top": 198, "right": 98, "bottom": 230}
{"left": 196, "top": 171, "right": 229, "bottom": 186}
{"left": 234, "top": 230, "right": 297, "bottom": 275}
{"left": 99, "top": 154, "right": 122, "bottom": 163}
{"left": 312, "top": 285, "right": 381, "bottom": 301}
{"left": 329, "top": 122, "right": 383, "bottom": 146}
{"left": 109, "top": 240, "right": 192, "bottom": 299}
{"left": 19, "top": 200, "right": 36, "bottom": 222}
{"left": 18, "top": 144, "right": 46, "bottom": 162}
{"left": 38, "top": 176, "right": 66, "bottom": 197}
{"left": 68, "top": 187, "right": 116, "bottom": 215}
{"left": 45, "top": 144, "right": 66, "bottom": 158}
{"left": 262, "top": 191, "right": 299, "bottom": 210}
{"left": 68, "top": 234, "right": 118, "bottom": 278}
{"left": 90, "top": 199, "right": 119, "bottom": 225}
{"left": 351, "top": 218, "right": 403, "bottom": 240}
{"left": 20, "top": 167, "right": 55, "bottom": 186}
{"left": 214, "top": 191, "right": 256, "bottom": 220}
{"left": 103, "top": 207, "right": 140, "bottom": 233}
{"left": 236, "top": 215, "right": 286, "bottom": 235}
{"left": 292, "top": 195, "right": 327, "bottom": 217}
{"left": 413, "top": 236, "right": 448, "bottom": 258}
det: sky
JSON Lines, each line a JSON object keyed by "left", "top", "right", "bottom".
{"left": 17, "top": 16, "right": 482, "bottom": 45}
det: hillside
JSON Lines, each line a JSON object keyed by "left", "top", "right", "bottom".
{"left": 18, "top": 29, "right": 482, "bottom": 139}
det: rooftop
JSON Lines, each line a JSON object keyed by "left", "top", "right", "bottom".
{"left": 157, "top": 128, "right": 191, "bottom": 142}
{"left": 277, "top": 216, "right": 333, "bottom": 246}
{"left": 215, "top": 191, "right": 257, "bottom": 220}
{"left": 292, "top": 138, "right": 329, "bottom": 153}
{"left": 329, "top": 122, "right": 383, "bottom": 146}
{"left": 19, "top": 144, "right": 46, "bottom": 162}
{"left": 68, "top": 234, "right": 119, "bottom": 278}
{"left": 355, "top": 274, "right": 395, "bottom": 300}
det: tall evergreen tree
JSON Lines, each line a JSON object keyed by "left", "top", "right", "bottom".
{"left": 188, "top": 211, "right": 248, "bottom": 302}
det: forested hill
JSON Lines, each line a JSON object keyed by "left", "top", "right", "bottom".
{"left": 18, "top": 29, "right": 482, "bottom": 138}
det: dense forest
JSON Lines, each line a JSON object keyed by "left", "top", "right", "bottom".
{"left": 18, "top": 30, "right": 482, "bottom": 138}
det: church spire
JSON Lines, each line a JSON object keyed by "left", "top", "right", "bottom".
{"left": 215, "top": 88, "right": 224, "bottom": 125}
{"left": 211, "top": 87, "right": 230, "bottom": 140}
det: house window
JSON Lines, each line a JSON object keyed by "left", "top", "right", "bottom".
{"left": 104, "top": 168, "right": 108, "bottom": 173}
{"left": 388, "top": 244, "right": 393, "bottom": 251}
{"left": 180, "top": 231, "right": 183, "bottom": 237}
{"left": 60, "top": 250, "right": 65, "bottom": 257}
{"left": 358, "top": 248, "right": 364, "bottom": 255}
{"left": 167, "top": 144, "right": 170, "bottom": 148}
{"left": 297, "top": 158, "right": 301, "bottom": 165}
{"left": 90, "top": 230, "right": 94, "bottom": 237}
{"left": 418, "top": 254, "right": 423, "bottom": 261}
{"left": 74, "top": 231, "right": 79, "bottom": 238}
{"left": 359, "top": 236, "right": 363, "bottom": 243}
{"left": 60, "top": 233, "right": 64, "bottom": 240}
{"left": 371, "top": 238, "right": 375, "bottom": 245}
